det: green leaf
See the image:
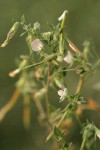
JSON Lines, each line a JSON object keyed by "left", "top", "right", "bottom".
{"left": 54, "top": 126, "right": 62, "bottom": 140}
{"left": 64, "top": 142, "right": 72, "bottom": 149}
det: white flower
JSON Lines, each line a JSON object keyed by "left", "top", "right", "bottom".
{"left": 64, "top": 51, "right": 73, "bottom": 64}
{"left": 58, "top": 88, "right": 67, "bottom": 101}
{"left": 31, "top": 39, "right": 43, "bottom": 52}
{"left": 58, "top": 10, "right": 68, "bottom": 21}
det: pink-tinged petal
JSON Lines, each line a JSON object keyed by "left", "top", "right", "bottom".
{"left": 31, "top": 39, "right": 43, "bottom": 52}
{"left": 64, "top": 51, "right": 73, "bottom": 64}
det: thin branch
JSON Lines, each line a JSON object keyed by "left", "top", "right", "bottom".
{"left": 46, "top": 105, "right": 70, "bottom": 141}
{"left": 76, "top": 75, "right": 84, "bottom": 94}
{"left": 33, "top": 94, "right": 46, "bottom": 120}
{"left": 0, "top": 88, "right": 20, "bottom": 121}
{"left": 45, "top": 63, "right": 50, "bottom": 118}
{"left": 23, "top": 53, "right": 58, "bottom": 70}
{"left": 23, "top": 94, "right": 30, "bottom": 129}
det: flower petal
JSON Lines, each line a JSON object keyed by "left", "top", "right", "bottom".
{"left": 58, "top": 88, "right": 67, "bottom": 101}
{"left": 31, "top": 39, "right": 43, "bottom": 52}
{"left": 64, "top": 51, "right": 73, "bottom": 64}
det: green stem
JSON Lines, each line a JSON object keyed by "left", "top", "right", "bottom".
{"left": 80, "top": 136, "right": 86, "bottom": 150}
{"left": 60, "top": 140, "right": 65, "bottom": 150}
{"left": 46, "top": 105, "right": 69, "bottom": 141}
{"left": 59, "top": 11, "right": 67, "bottom": 55}
{"left": 45, "top": 63, "right": 50, "bottom": 118}
{"left": 56, "top": 67, "right": 78, "bottom": 73}
{"left": 50, "top": 67, "right": 78, "bottom": 81}
{"left": 23, "top": 53, "right": 58, "bottom": 70}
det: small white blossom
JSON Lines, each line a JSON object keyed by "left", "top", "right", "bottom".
{"left": 31, "top": 39, "right": 43, "bottom": 52}
{"left": 58, "top": 10, "right": 68, "bottom": 21}
{"left": 64, "top": 51, "right": 73, "bottom": 64}
{"left": 58, "top": 88, "right": 67, "bottom": 101}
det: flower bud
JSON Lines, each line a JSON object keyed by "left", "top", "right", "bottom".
{"left": 58, "top": 10, "right": 68, "bottom": 21}
{"left": 57, "top": 55, "right": 63, "bottom": 63}
{"left": 34, "top": 22, "right": 40, "bottom": 31}
{"left": 9, "top": 69, "right": 20, "bottom": 77}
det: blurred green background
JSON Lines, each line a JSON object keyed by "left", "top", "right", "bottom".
{"left": 0, "top": 0, "right": 100, "bottom": 149}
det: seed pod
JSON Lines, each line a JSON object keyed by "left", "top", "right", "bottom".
{"left": 0, "top": 22, "right": 20, "bottom": 47}
{"left": 7, "top": 22, "right": 20, "bottom": 39}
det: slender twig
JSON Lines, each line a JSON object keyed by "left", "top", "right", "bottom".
{"left": 33, "top": 97, "right": 46, "bottom": 120}
{"left": 23, "top": 94, "right": 30, "bottom": 129}
{"left": 76, "top": 75, "right": 84, "bottom": 94}
{"left": 50, "top": 67, "right": 78, "bottom": 81}
{"left": 80, "top": 136, "right": 86, "bottom": 150}
{"left": 0, "top": 88, "right": 20, "bottom": 121}
{"left": 23, "top": 53, "right": 58, "bottom": 70}
{"left": 56, "top": 67, "right": 78, "bottom": 73}
{"left": 46, "top": 105, "right": 70, "bottom": 141}
{"left": 45, "top": 63, "right": 50, "bottom": 118}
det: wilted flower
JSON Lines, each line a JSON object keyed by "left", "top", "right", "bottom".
{"left": 58, "top": 88, "right": 67, "bottom": 101}
{"left": 58, "top": 10, "right": 68, "bottom": 21}
{"left": 64, "top": 51, "right": 73, "bottom": 64}
{"left": 31, "top": 39, "right": 43, "bottom": 52}
{"left": 9, "top": 69, "right": 20, "bottom": 77}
